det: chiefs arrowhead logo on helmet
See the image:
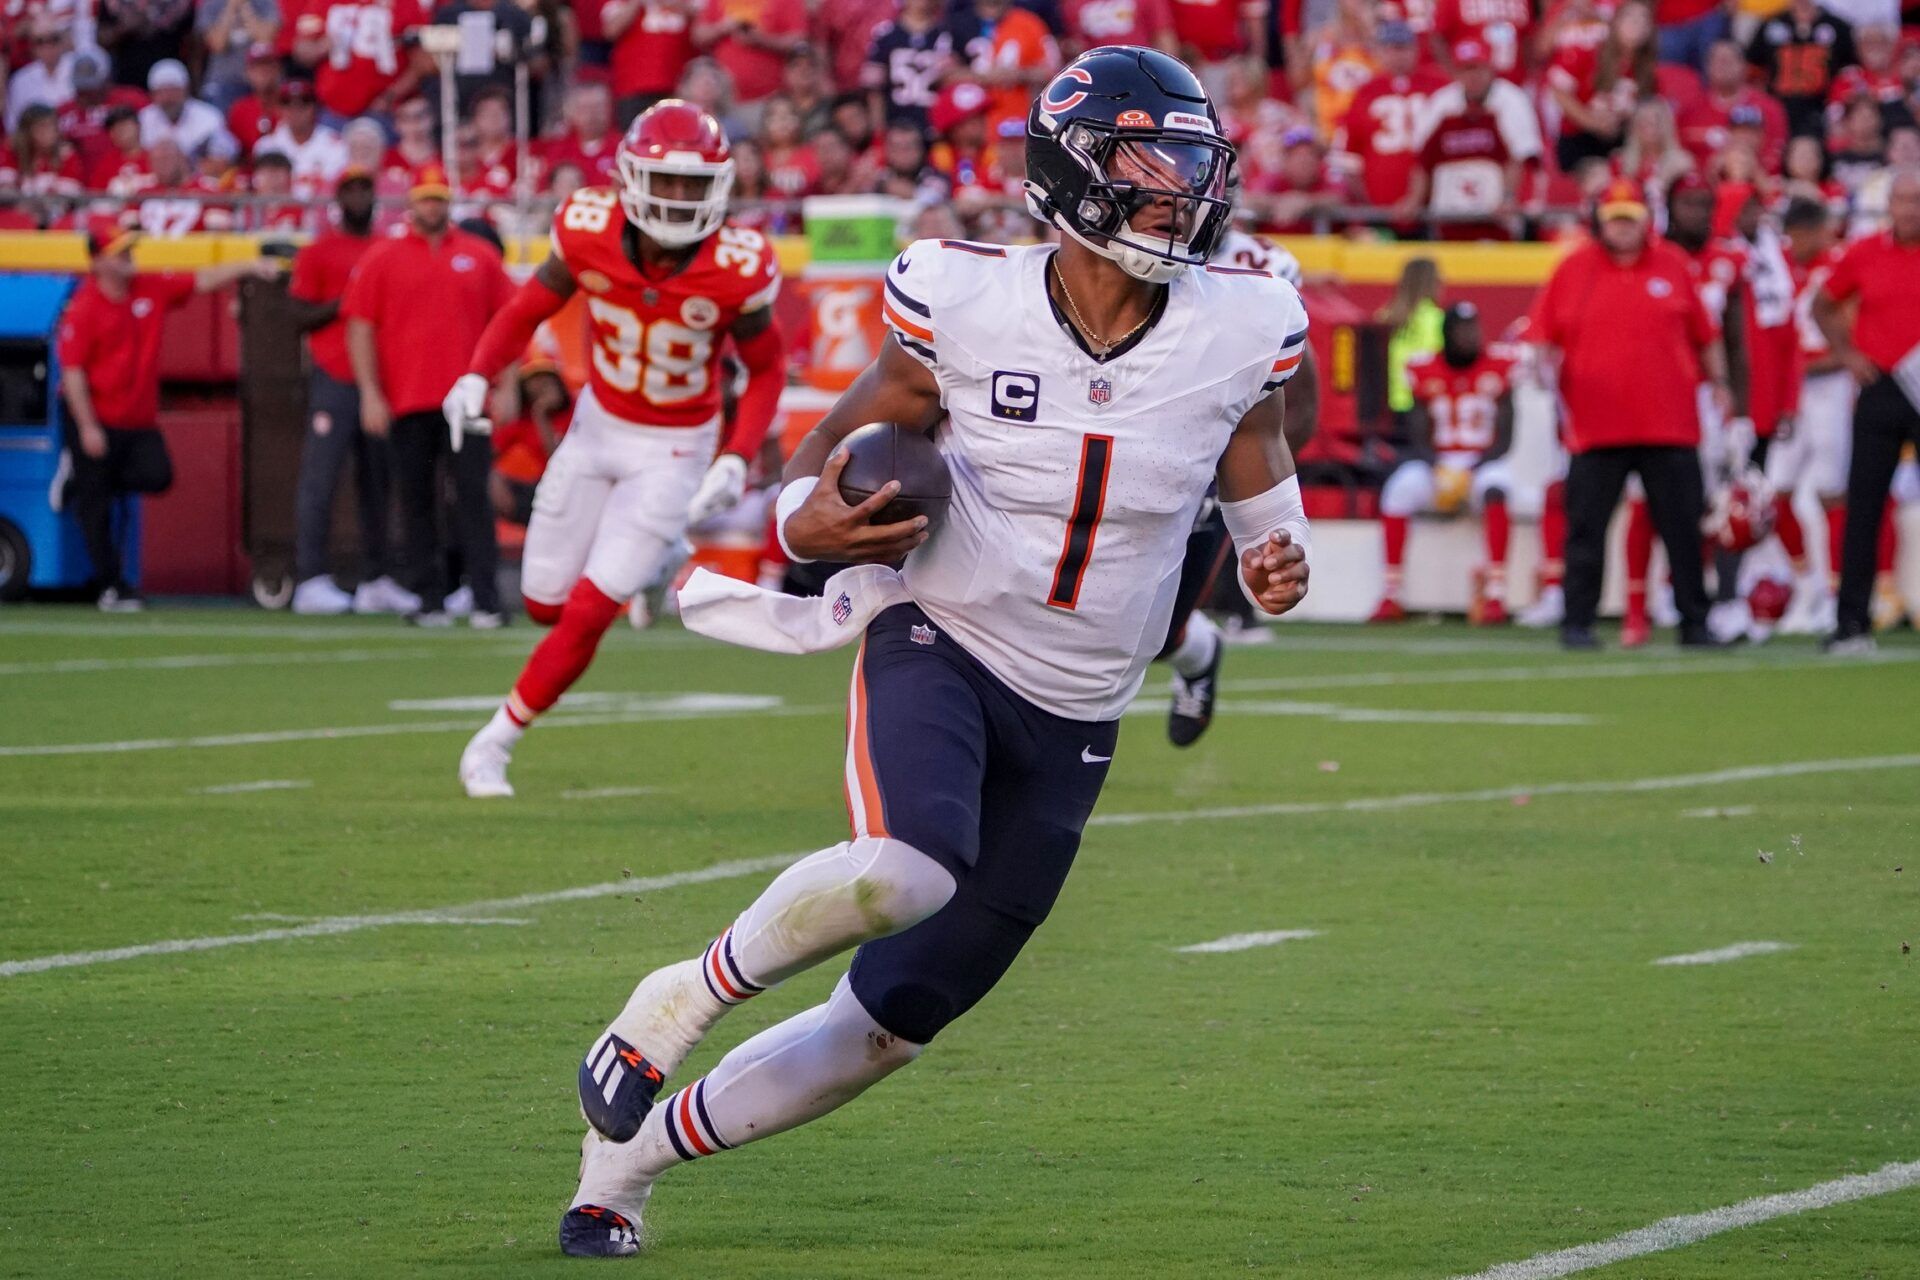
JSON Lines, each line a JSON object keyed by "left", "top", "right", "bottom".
{"left": 1706, "top": 467, "right": 1777, "bottom": 552}
{"left": 615, "top": 99, "right": 734, "bottom": 248}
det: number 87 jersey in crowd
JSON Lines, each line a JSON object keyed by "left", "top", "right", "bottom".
{"left": 883, "top": 237, "right": 1308, "bottom": 721}
{"left": 550, "top": 184, "right": 779, "bottom": 429}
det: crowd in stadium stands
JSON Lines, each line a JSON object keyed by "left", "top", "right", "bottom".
{"left": 1, "top": 0, "right": 1917, "bottom": 240}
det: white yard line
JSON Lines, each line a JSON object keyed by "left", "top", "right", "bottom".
{"left": 1176, "top": 929, "right": 1322, "bottom": 953}
{"left": 0, "top": 648, "right": 445, "bottom": 676}
{"left": 0, "top": 854, "right": 800, "bottom": 977}
{"left": 195, "top": 780, "right": 312, "bottom": 795}
{"left": 0, "top": 620, "right": 714, "bottom": 644}
{"left": 1128, "top": 698, "right": 1595, "bottom": 727}
{"left": 1087, "top": 753, "right": 1920, "bottom": 828}
{"left": 1224, "top": 649, "right": 1920, "bottom": 696}
{"left": 562, "top": 786, "right": 664, "bottom": 800}
{"left": 1653, "top": 941, "right": 1797, "bottom": 967}
{"left": 1680, "top": 805, "right": 1758, "bottom": 818}
{"left": 0, "top": 704, "right": 841, "bottom": 758}
{"left": 7, "top": 753, "right": 1918, "bottom": 980}
{"left": 388, "top": 692, "right": 780, "bottom": 714}
{"left": 1449, "top": 1158, "right": 1920, "bottom": 1280}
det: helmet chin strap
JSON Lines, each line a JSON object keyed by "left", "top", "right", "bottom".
{"left": 1054, "top": 212, "right": 1188, "bottom": 284}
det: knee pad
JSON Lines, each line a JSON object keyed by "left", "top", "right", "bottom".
{"left": 523, "top": 594, "right": 564, "bottom": 626}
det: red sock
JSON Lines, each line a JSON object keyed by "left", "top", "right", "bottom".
{"left": 509, "top": 577, "right": 626, "bottom": 719}
{"left": 1826, "top": 504, "right": 1847, "bottom": 587}
{"left": 523, "top": 594, "right": 564, "bottom": 627}
{"left": 1383, "top": 514, "right": 1410, "bottom": 572}
{"left": 1773, "top": 494, "right": 1806, "bottom": 567}
{"left": 1879, "top": 499, "right": 1899, "bottom": 574}
{"left": 1483, "top": 498, "right": 1510, "bottom": 567}
{"left": 1625, "top": 499, "right": 1654, "bottom": 617}
{"left": 1539, "top": 480, "right": 1566, "bottom": 590}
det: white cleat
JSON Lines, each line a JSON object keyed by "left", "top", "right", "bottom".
{"left": 1707, "top": 598, "right": 1752, "bottom": 645}
{"left": 444, "top": 584, "right": 475, "bottom": 618}
{"left": 1650, "top": 582, "right": 1681, "bottom": 628}
{"left": 291, "top": 575, "right": 354, "bottom": 615}
{"left": 352, "top": 575, "right": 421, "bottom": 615}
{"left": 560, "top": 1130, "right": 653, "bottom": 1258}
{"left": 459, "top": 731, "right": 515, "bottom": 798}
{"left": 1515, "top": 584, "right": 1564, "bottom": 628}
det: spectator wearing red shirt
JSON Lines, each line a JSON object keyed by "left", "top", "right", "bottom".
{"left": 1653, "top": 0, "right": 1730, "bottom": 73}
{"left": 694, "top": 0, "right": 808, "bottom": 111}
{"left": 1172, "top": 0, "right": 1264, "bottom": 78}
{"left": 1677, "top": 38, "right": 1789, "bottom": 170}
{"left": 291, "top": 0, "right": 435, "bottom": 120}
{"left": 1428, "top": 0, "right": 1531, "bottom": 82}
{"left": 1059, "top": 0, "right": 1176, "bottom": 58}
{"left": 56, "top": 51, "right": 147, "bottom": 168}
{"left": 55, "top": 217, "right": 276, "bottom": 610}
{"left": 1746, "top": 0, "right": 1858, "bottom": 138}
{"left": 603, "top": 0, "right": 700, "bottom": 121}
{"left": 225, "top": 43, "right": 284, "bottom": 157}
{"left": 1400, "top": 40, "right": 1524, "bottom": 238}
{"left": 1336, "top": 15, "right": 1449, "bottom": 211}
{"left": 343, "top": 166, "right": 514, "bottom": 623}
{"left": 1547, "top": 0, "right": 1655, "bottom": 171}
{"left": 1250, "top": 126, "right": 1352, "bottom": 232}
{"left": 1812, "top": 168, "right": 1920, "bottom": 650}
{"left": 927, "top": 80, "right": 1007, "bottom": 202}
{"left": 89, "top": 104, "right": 151, "bottom": 192}
{"left": 0, "top": 103, "right": 84, "bottom": 194}
{"left": 286, "top": 169, "right": 409, "bottom": 615}
{"left": 1529, "top": 179, "right": 1727, "bottom": 648}
{"left": 1825, "top": 24, "right": 1909, "bottom": 141}
{"left": 468, "top": 85, "right": 521, "bottom": 187}
{"left": 541, "top": 78, "right": 621, "bottom": 187}
{"left": 756, "top": 94, "right": 818, "bottom": 196}
{"left": 383, "top": 94, "right": 440, "bottom": 189}
{"left": 247, "top": 151, "right": 311, "bottom": 231}
{"left": 135, "top": 136, "right": 241, "bottom": 234}
{"left": 814, "top": 0, "right": 896, "bottom": 93}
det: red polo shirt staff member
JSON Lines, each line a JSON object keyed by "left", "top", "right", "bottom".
{"left": 344, "top": 165, "right": 514, "bottom": 627}
{"left": 56, "top": 218, "right": 277, "bottom": 612}
{"left": 1528, "top": 179, "right": 1729, "bottom": 650}
{"left": 1813, "top": 167, "right": 1920, "bottom": 654}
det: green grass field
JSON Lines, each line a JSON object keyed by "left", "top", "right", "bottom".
{"left": 2, "top": 609, "right": 1917, "bottom": 1279}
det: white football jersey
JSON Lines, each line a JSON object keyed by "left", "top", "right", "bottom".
{"left": 1214, "top": 227, "right": 1303, "bottom": 288}
{"left": 881, "top": 238, "right": 1309, "bottom": 721}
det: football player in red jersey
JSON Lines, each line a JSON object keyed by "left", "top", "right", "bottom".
{"left": 1370, "top": 302, "right": 1518, "bottom": 623}
{"left": 448, "top": 99, "right": 786, "bottom": 798}
{"left": 1618, "top": 171, "right": 1748, "bottom": 646}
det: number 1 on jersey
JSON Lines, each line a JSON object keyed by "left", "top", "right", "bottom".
{"left": 1047, "top": 434, "right": 1113, "bottom": 610}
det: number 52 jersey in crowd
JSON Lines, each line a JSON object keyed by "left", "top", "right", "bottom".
{"left": 549, "top": 186, "right": 781, "bottom": 428}
{"left": 882, "top": 239, "right": 1309, "bottom": 721}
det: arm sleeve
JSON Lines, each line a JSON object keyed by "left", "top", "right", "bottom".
{"left": 739, "top": 239, "right": 781, "bottom": 313}
{"left": 722, "top": 317, "right": 787, "bottom": 459}
{"left": 880, "top": 240, "right": 939, "bottom": 371}
{"left": 468, "top": 273, "right": 570, "bottom": 378}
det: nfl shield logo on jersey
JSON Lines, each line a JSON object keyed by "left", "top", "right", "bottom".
{"left": 832, "top": 592, "right": 853, "bottom": 626}
{"left": 1088, "top": 377, "right": 1111, "bottom": 406}
{"left": 910, "top": 624, "right": 936, "bottom": 646}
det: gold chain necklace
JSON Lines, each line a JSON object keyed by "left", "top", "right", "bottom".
{"left": 1050, "top": 258, "right": 1154, "bottom": 356}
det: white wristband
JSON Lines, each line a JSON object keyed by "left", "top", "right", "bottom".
{"left": 775, "top": 475, "right": 820, "bottom": 563}
{"left": 1220, "top": 474, "right": 1311, "bottom": 614}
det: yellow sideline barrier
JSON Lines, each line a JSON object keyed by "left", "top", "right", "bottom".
{"left": 0, "top": 230, "right": 1571, "bottom": 285}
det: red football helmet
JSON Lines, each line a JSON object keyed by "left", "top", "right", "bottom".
{"left": 615, "top": 99, "right": 733, "bottom": 247}
{"left": 1748, "top": 575, "right": 1793, "bottom": 625}
{"left": 1705, "top": 467, "right": 1777, "bottom": 552}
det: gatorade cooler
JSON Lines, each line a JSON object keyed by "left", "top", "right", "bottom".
{"left": 797, "top": 195, "right": 909, "bottom": 391}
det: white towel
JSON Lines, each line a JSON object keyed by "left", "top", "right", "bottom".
{"left": 678, "top": 565, "right": 912, "bottom": 654}
{"left": 1892, "top": 340, "right": 1920, "bottom": 416}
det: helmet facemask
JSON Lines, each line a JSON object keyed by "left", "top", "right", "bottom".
{"left": 617, "top": 150, "right": 734, "bottom": 247}
{"left": 1030, "top": 121, "right": 1234, "bottom": 283}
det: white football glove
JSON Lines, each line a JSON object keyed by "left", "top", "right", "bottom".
{"left": 685, "top": 453, "right": 749, "bottom": 528}
{"left": 442, "top": 373, "right": 492, "bottom": 452}
{"left": 1724, "top": 416, "right": 1756, "bottom": 472}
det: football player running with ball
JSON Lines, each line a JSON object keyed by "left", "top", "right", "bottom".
{"left": 558, "top": 48, "right": 1311, "bottom": 1258}
{"left": 448, "top": 101, "right": 786, "bottom": 798}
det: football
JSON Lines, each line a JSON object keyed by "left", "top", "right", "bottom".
{"left": 834, "top": 422, "right": 952, "bottom": 529}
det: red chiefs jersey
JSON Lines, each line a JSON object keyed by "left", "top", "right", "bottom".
{"left": 57, "top": 88, "right": 148, "bottom": 166}
{"left": 1337, "top": 69, "right": 1449, "bottom": 207}
{"left": 1429, "top": 0, "right": 1530, "bottom": 81}
{"left": 1681, "top": 237, "right": 1747, "bottom": 333}
{"left": 294, "top": 0, "right": 434, "bottom": 117}
{"left": 1789, "top": 246, "right": 1842, "bottom": 359}
{"left": 136, "top": 182, "right": 239, "bottom": 236}
{"left": 549, "top": 186, "right": 781, "bottom": 427}
{"left": 1405, "top": 347, "right": 1516, "bottom": 454}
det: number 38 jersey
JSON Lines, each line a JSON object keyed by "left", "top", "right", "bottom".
{"left": 549, "top": 186, "right": 780, "bottom": 427}
{"left": 883, "top": 239, "right": 1309, "bottom": 721}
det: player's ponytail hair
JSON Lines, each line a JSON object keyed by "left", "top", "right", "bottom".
{"left": 1378, "top": 257, "right": 1441, "bottom": 333}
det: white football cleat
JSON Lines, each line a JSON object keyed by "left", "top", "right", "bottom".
{"left": 459, "top": 731, "right": 515, "bottom": 798}
{"left": 291, "top": 575, "right": 353, "bottom": 615}
{"left": 352, "top": 575, "right": 421, "bottom": 615}
{"left": 1515, "top": 584, "right": 1563, "bottom": 628}
{"left": 1649, "top": 581, "right": 1681, "bottom": 628}
{"left": 444, "top": 584, "right": 475, "bottom": 618}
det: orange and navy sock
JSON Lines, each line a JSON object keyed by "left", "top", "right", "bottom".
{"left": 658, "top": 1078, "right": 732, "bottom": 1162}
{"left": 700, "top": 925, "right": 765, "bottom": 1006}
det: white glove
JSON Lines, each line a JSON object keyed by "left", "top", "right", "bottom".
{"left": 442, "top": 373, "right": 492, "bottom": 452}
{"left": 1725, "top": 416, "right": 1756, "bottom": 471}
{"left": 685, "top": 453, "right": 749, "bottom": 528}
